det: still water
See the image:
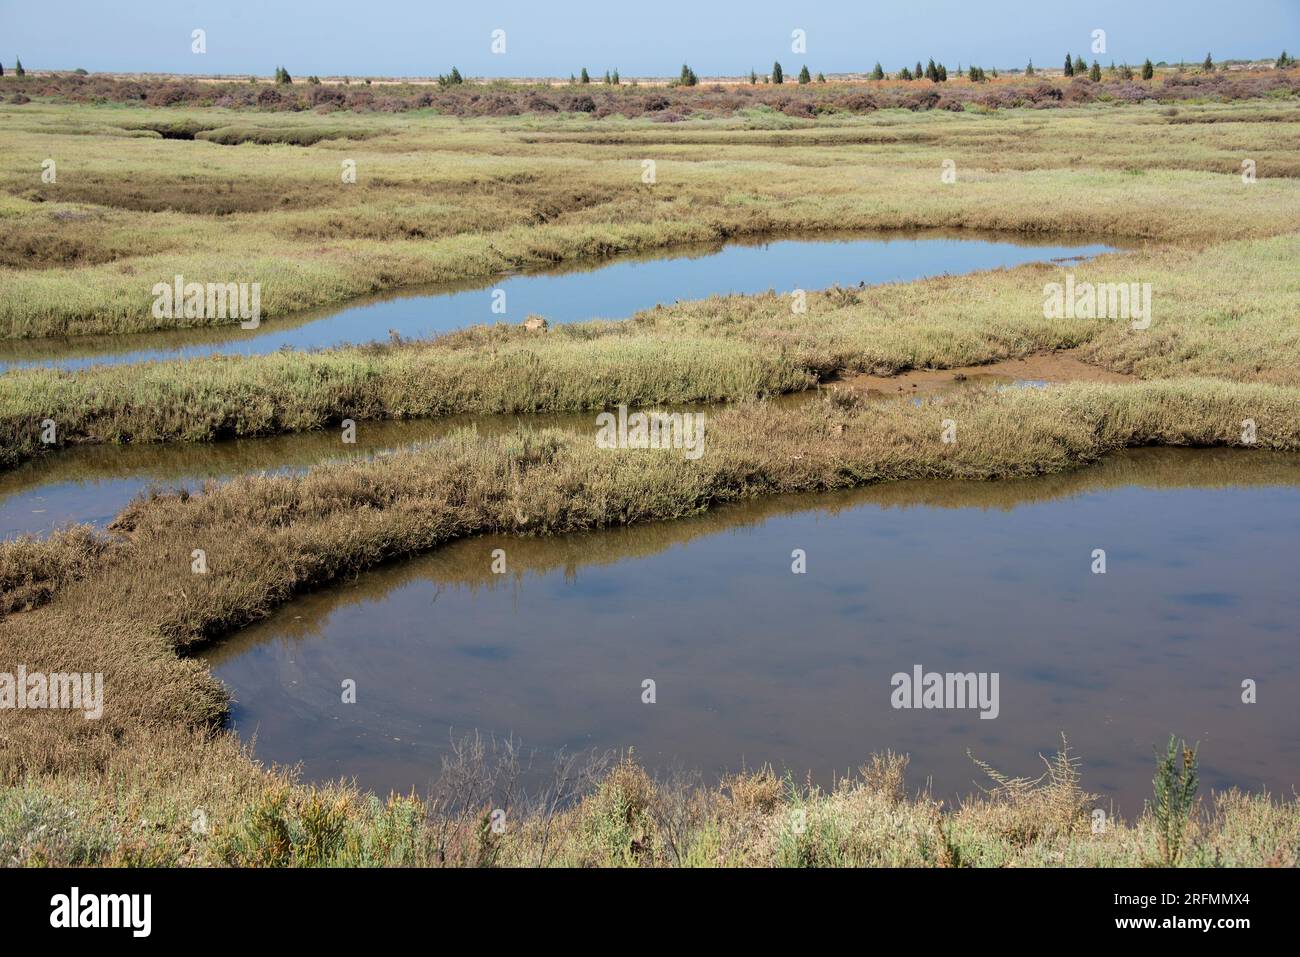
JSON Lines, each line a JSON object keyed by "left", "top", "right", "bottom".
{"left": 0, "top": 231, "right": 1114, "bottom": 371}
{"left": 204, "top": 448, "right": 1300, "bottom": 817}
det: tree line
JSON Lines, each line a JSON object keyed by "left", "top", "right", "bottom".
{"left": 5, "top": 53, "right": 1293, "bottom": 85}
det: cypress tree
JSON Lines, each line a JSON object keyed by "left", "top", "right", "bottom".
{"left": 1202, "top": 52, "right": 1213, "bottom": 71}
{"left": 579, "top": 67, "right": 590, "bottom": 84}
{"left": 612, "top": 69, "right": 620, "bottom": 84}
{"left": 1025, "top": 60, "right": 1035, "bottom": 76}
{"left": 1073, "top": 54, "right": 1086, "bottom": 75}
{"left": 915, "top": 61, "right": 923, "bottom": 79}
{"left": 937, "top": 63, "right": 947, "bottom": 82}
{"left": 899, "top": 66, "right": 913, "bottom": 80}
{"left": 870, "top": 62, "right": 884, "bottom": 80}
{"left": 15, "top": 58, "right": 24, "bottom": 77}
{"left": 749, "top": 69, "right": 757, "bottom": 84}
{"left": 1089, "top": 60, "right": 1101, "bottom": 81}
{"left": 1063, "top": 52, "right": 1073, "bottom": 77}
{"left": 798, "top": 65, "right": 811, "bottom": 84}
{"left": 1142, "top": 59, "right": 1154, "bottom": 80}
{"left": 772, "top": 61, "right": 784, "bottom": 84}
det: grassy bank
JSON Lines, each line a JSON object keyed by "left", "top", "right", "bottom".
{"left": 3, "top": 232, "right": 1298, "bottom": 471}
{"left": 3, "top": 97, "right": 1300, "bottom": 338}
{"left": 2, "top": 383, "right": 1300, "bottom": 865}
{"left": 5, "top": 741, "right": 1296, "bottom": 867}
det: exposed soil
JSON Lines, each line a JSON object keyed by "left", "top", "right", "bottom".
{"left": 829, "top": 349, "right": 1137, "bottom": 397}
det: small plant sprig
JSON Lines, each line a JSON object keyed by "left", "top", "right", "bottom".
{"left": 1150, "top": 735, "right": 1199, "bottom": 866}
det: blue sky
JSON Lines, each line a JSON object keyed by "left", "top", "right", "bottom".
{"left": 4, "top": 0, "right": 1297, "bottom": 77}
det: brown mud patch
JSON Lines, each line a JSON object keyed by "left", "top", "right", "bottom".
{"left": 827, "top": 349, "right": 1137, "bottom": 398}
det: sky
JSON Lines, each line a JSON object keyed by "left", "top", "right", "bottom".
{"left": 3, "top": 0, "right": 1298, "bottom": 77}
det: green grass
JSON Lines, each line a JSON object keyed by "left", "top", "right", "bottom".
{"left": 2, "top": 232, "right": 1298, "bottom": 471}
{"left": 3, "top": 92, "right": 1299, "bottom": 868}
{"left": 2, "top": 98, "right": 1300, "bottom": 337}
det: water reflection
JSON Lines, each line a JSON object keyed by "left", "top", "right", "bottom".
{"left": 204, "top": 448, "right": 1300, "bottom": 816}
{"left": 0, "top": 230, "right": 1116, "bottom": 371}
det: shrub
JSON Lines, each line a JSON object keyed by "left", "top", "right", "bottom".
{"left": 1151, "top": 736, "right": 1199, "bottom": 866}
{"left": 835, "top": 92, "right": 877, "bottom": 112}
{"left": 567, "top": 94, "right": 596, "bottom": 113}
{"left": 905, "top": 88, "right": 940, "bottom": 110}
{"left": 579, "top": 754, "right": 659, "bottom": 866}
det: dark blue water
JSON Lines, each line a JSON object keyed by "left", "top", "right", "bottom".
{"left": 0, "top": 233, "right": 1113, "bottom": 371}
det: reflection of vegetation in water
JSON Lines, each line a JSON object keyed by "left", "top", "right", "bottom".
{"left": 205, "top": 446, "right": 1300, "bottom": 657}
{"left": 9, "top": 97, "right": 1296, "bottom": 342}
{"left": 8, "top": 393, "right": 1300, "bottom": 867}
{"left": 0, "top": 410, "right": 592, "bottom": 515}
{"left": 0, "top": 228, "right": 1093, "bottom": 367}
{"left": 6, "top": 230, "right": 1300, "bottom": 472}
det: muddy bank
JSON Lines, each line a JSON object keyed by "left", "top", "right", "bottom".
{"left": 825, "top": 349, "right": 1137, "bottom": 398}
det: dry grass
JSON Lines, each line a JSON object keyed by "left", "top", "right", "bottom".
{"left": 3, "top": 231, "right": 1299, "bottom": 472}
{"left": 0, "top": 525, "right": 111, "bottom": 616}
{"left": 2, "top": 96, "right": 1300, "bottom": 338}
{"left": 2, "top": 383, "right": 1300, "bottom": 865}
{"left": 2, "top": 86, "right": 1299, "bottom": 869}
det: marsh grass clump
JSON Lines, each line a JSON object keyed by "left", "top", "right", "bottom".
{"left": 1150, "top": 735, "right": 1199, "bottom": 866}
{"left": 211, "top": 783, "right": 430, "bottom": 867}
{"left": 860, "top": 751, "right": 910, "bottom": 806}
{"left": 962, "top": 736, "right": 1095, "bottom": 850}
{"left": 0, "top": 788, "right": 120, "bottom": 867}
{"left": 577, "top": 752, "right": 660, "bottom": 866}
{"left": 0, "top": 525, "right": 111, "bottom": 615}
{"left": 723, "top": 766, "right": 785, "bottom": 815}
